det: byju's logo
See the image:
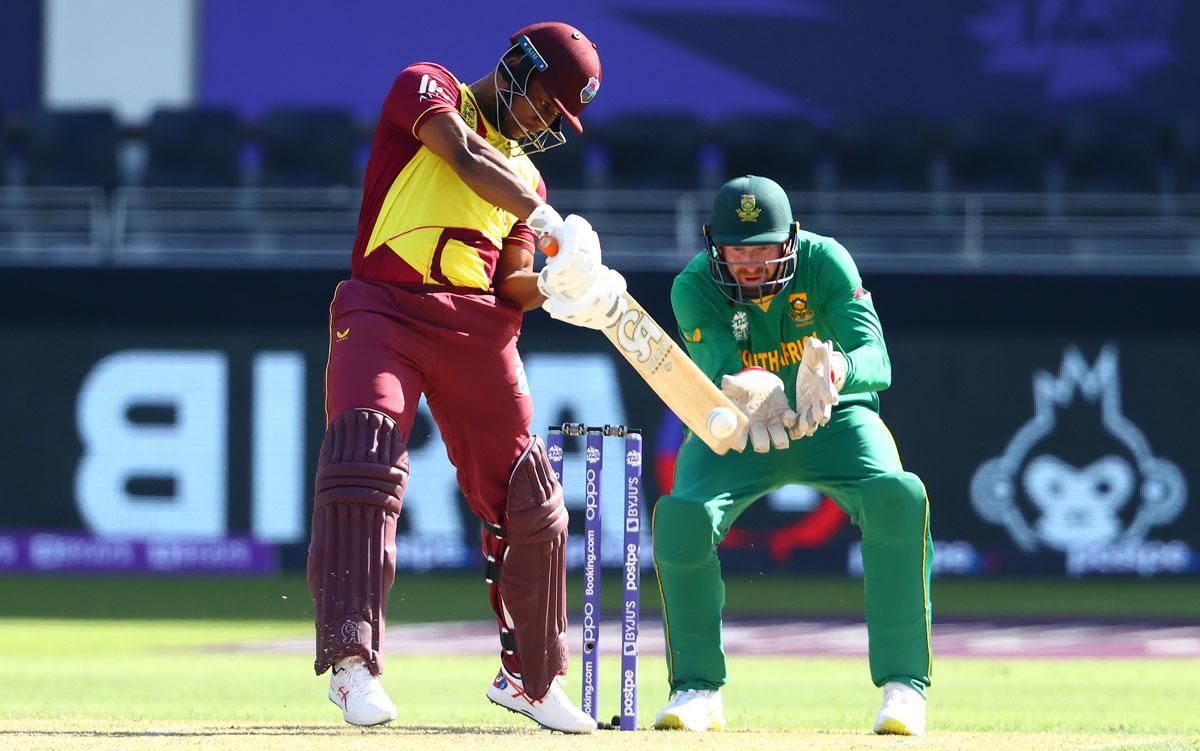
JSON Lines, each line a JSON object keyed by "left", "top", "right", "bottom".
{"left": 971, "top": 345, "right": 1185, "bottom": 553}
{"left": 967, "top": 0, "right": 1179, "bottom": 99}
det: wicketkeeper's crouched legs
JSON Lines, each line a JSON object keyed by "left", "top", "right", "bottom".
{"left": 308, "top": 408, "right": 409, "bottom": 676}
{"left": 651, "top": 494, "right": 728, "bottom": 692}
{"left": 855, "top": 471, "right": 933, "bottom": 695}
{"left": 480, "top": 436, "right": 569, "bottom": 701}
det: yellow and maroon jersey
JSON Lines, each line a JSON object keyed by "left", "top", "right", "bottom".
{"left": 351, "top": 62, "right": 545, "bottom": 289}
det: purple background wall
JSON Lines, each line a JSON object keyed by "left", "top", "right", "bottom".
{"left": 0, "top": 0, "right": 41, "bottom": 111}
{"left": 198, "top": 0, "right": 1200, "bottom": 125}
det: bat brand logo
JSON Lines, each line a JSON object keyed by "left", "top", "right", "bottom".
{"left": 613, "top": 309, "right": 673, "bottom": 373}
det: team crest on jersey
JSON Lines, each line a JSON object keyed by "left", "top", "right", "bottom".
{"left": 458, "top": 95, "right": 478, "bottom": 131}
{"left": 788, "top": 293, "right": 814, "bottom": 326}
{"left": 736, "top": 194, "right": 761, "bottom": 223}
{"left": 682, "top": 327, "right": 702, "bottom": 343}
{"left": 731, "top": 310, "right": 749, "bottom": 341}
{"left": 580, "top": 76, "right": 600, "bottom": 104}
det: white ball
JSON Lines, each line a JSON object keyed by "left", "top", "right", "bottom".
{"left": 706, "top": 407, "right": 739, "bottom": 439}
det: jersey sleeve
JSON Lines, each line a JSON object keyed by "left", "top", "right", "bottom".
{"left": 670, "top": 274, "right": 744, "bottom": 386}
{"left": 811, "top": 240, "right": 891, "bottom": 394}
{"left": 379, "top": 63, "right": 460, "bottom": 139}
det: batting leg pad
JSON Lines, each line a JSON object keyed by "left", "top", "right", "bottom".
{"left": 497, "top": 436, "right": 569, "bottom": 701}
{"left": 308, "top": 408, "right": 408, "bottom": 676}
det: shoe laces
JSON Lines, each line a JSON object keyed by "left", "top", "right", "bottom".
{"left": 670, "top": 688, "right": 711, "bottom": 707}
{"left": 344, "top": 660, "right": 378, "bottom": 694}
{"left": 883, "top": 684, "right": 918, "bottom": 708}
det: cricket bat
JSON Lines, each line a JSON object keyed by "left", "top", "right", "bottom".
{"left": 538, "top": 235, "right": 748, "bottom": 455}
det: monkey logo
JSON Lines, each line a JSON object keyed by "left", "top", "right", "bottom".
{"left": 970, "top": 345, "right": 1185, "bottom": 553}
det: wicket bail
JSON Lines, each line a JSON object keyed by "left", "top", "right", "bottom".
{"left": 546, "top": 423, "right": 641, "bottom": 731}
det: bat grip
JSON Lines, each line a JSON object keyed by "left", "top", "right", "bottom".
{"left": 537, "top": 234, "right": 559, "bottom": 257}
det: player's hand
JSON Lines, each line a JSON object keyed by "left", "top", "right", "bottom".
{"left": 720, "top": 368, "right": 797, "bottom": 453}
{"left": 537, "top": 214, "right": 602, "bottom": 299}
{"left": 790, "top": 336, "right": 842, "bottom": 439}
{"left": 542, "top": 266, "right": 627, "bottom": 330}
{"left": 526, "top": 203, "right": 564, "bottom": 236}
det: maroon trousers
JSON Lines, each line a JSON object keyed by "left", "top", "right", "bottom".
{"left": 319, "top": 277, "right": 534, "bottom": 675}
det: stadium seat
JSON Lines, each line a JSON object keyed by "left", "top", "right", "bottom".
{"left": 716, "top": 115, "right": 827, "bottom": 191}
{"left": 947, "top": 114, "right": 1050, "bottom": 192}
{"left": 532, "top": 132, "right": 593, "bottom": 190}
{"left": 0, "top": 110, "right": 7, "bottom": 184}
{"left": 146, "top": 108, "right": 241, "bottom": 188}
{"left": 25, "top": 109, "right": 118, "bottom": 189}
{"left": 260, "top": 107, "right": 358, "bottom": 188}
{"left": 595, "top": 112, "right": 708, "bottom": 189}
{"left": 1058, "top": 114, "right": 1166, "bottom": 193}
{"left": 830, "top": 115, "right": 940, "bottom": 191}
{"left": 1170, "top": 117, "right": 1200, "bottom": 194}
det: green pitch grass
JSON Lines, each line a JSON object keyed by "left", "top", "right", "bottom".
{"left": 2, "top": 575, "right": 1199, "bottom": 750}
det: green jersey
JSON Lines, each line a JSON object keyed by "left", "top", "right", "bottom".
{"left": 670, "top": 230, "right": 890, "bottom": 413}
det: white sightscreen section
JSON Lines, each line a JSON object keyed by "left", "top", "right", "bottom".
{"left": 44, "top": 0, "right": 195, "bottom": 122}
{"left": 252, "top": 352, "right": 307, "bottom": 544}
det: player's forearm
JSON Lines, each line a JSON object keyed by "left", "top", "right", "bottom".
{"left": 452, "top": 143, "right": 543, "bottom": 219}
{"left": 839, "top": 342, "right": 891, "bottom": 394}
{"left": 495, "top": 270, "right": 546, "bottom": 311}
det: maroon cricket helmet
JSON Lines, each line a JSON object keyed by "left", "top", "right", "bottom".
{"left": 509, "top": 21, "right": 601, "bottom": 134}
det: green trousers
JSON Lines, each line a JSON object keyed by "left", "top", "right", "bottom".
{"left": 652, "top": 405, "right": 933, "bottom": 696}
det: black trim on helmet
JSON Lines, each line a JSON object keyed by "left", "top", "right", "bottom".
{"left": 704, "top": 222, "right": 800, "bottom": 306}
{"left": 493, "top": 37, "right": 566, "bottom": 156}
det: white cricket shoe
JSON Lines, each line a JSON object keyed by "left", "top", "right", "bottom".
{"left": 328, "top": 655, "right": 398, "bottom": 726}
{"left": 486, "top": 665, "right": 596, "bottom": 734}
{"left": 653, "top": 688, "right": 726, "bottom": 731}
{"left": 874, "top": 681, "right": 927, "bottom": 736}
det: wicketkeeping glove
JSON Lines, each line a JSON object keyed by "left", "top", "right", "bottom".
{"left": 791, "top": 336, "right": 841, "bottom": 439}
{"left": 720, "top": 368, "right": 798, "bottom": 453}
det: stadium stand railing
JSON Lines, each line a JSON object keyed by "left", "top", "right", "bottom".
{"left": 2, "top": 108, "right": 1200, "bottom": 274}
{"left": 2, "top": 186, "right": 1198, "bottom": 275}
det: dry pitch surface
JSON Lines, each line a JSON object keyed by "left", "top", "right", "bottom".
{"left": 5, "top": 721, "right": 1199, "bottom": 751}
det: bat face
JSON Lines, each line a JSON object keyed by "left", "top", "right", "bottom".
{"left": 603, "top": 293, "right": 747, "bottom": 455}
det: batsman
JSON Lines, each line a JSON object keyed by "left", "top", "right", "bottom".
{"left": 652, "top": 175, "right": 933, "bottom": 736}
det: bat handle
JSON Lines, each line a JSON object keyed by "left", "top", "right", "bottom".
{"left": 537, "top": 234, "right": 559, "bottom": 257}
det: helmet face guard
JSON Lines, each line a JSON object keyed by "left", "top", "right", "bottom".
{"left": 494, "top": 36, "right": 566, "bottom": 155}
{"left": 704, "top": 222, "right": 799, "bottom": 305}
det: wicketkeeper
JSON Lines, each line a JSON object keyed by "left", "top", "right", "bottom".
{"left": 651, "top": 175, "right": 933, "bottom": 735}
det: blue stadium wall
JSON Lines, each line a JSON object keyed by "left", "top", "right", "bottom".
{"left": 0, "top": 267, "right": 1197, "bottom": 579}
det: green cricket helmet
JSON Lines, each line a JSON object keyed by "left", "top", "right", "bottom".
{"left": 703, "top": 174, "right": 798, "bottom": 305}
